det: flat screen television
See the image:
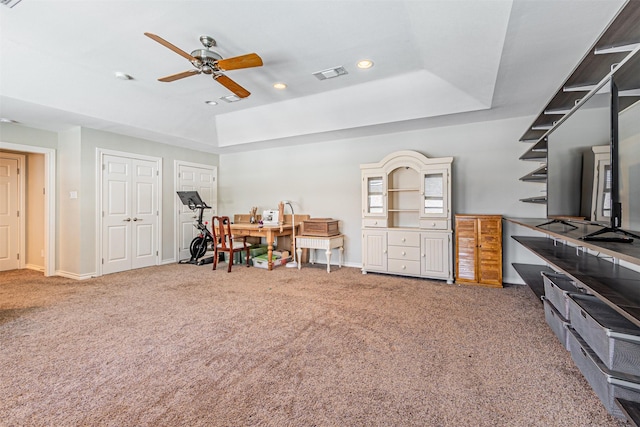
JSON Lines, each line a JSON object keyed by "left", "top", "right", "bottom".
{"left": 543, "top": 48, "right": 640, "bottom": 242}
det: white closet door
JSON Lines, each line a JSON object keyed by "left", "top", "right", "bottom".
{"left": 0, "top": 157, "right": 19, "bottom": 271}
{"left": 177, "top": 163, "right": 216, "bottom": 261}
{"left": 131, "top": 159, "right": 158, "bottom": 270}
{"left": 102, "top": 154, "right": 159, "bottom": 274}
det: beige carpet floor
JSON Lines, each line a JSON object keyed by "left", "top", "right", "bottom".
{"left": 0, "top": 264, "right": 626, "bottom": 426}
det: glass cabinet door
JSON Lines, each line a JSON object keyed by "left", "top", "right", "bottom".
{"left": 363, "top": 173, "right": 386, "bottom": 217}
{"left": 367, "top": 176, "right": 384, "bottom": 214}
{"left": 421, "top": 169, "right": 448, "bottom": 218}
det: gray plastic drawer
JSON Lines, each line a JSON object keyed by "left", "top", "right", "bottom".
{"left": 567, "top": 327, "right": 640, "bottom": 419}
{"left": 568, "top": 293, "right": 640, "bottom": 377}
{"left": 541, "top": 271, "right": 581, "bottom": 320}
{"left": 542, "top": 296, "right": 570, "bottom": 351}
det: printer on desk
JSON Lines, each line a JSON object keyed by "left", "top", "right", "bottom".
{"left": 261, "top": 209, "right": 280, "bottom": 226}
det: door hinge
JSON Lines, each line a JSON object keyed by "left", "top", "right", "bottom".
{"left": 156, "top": 170, "right": 159, "bottom": 176}
{"left": 157, "top": 210, "right": 159, "bottom": 215}
{"left": 102, "top": 164, "right": 106, "bottom": 170}
{"left": 43, "top": 187, "right": 45, "bottom": 195}
{"left": 156, "top": 251, "right": 159, "bottom": 256}
{"left": 17, "top": 253, "right": 19, "bottom": 260}
{"left": 102, "top": 258, "right": 104, "bottom": 264}
{"left": 178, "top": 172, "right": 181, "bottom": 178}
{"left": 17, "top": 210, "right": 19, "bottom": 217}
{"left": 17, "top": 167, "right": 20, "bottom": 175}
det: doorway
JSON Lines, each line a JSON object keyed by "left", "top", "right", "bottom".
{"left": 0, "top": 143, "right": 55, "bottom": 276}
{"left": 175, "top": 161, "right": 217, "bottom": 262}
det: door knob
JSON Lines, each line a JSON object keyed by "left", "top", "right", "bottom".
{"left": 133, "top": 217, "right": 142, "bottom": 221}
{"left": 123, "top": 218, "right": 131, "bottom": 222}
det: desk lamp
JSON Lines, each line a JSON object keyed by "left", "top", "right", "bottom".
{"left": 282, "top": 200, "right": 298, "bottom": 268}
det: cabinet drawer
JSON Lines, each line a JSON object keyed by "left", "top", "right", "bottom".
{"left": 363, "top": 218, "right": 387, "bottom": 228}
{"left": 388, "top": 259, "right": 421, "bottom": 275}
{"left": 419, "top": 219, "right": 449, "bottom": 230}
{"left": 388, "top": 245, "right": 420, "bottom": 261}
{"left": 388, "top": 231, "right": 420, "bottom": 246}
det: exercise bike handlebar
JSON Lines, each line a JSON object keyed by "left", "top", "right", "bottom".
{"left": 188, "top": 202, "right": 211, "bottom": 210}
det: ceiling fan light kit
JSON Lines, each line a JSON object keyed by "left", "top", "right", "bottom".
{"left": 144, "top": 32, "right": 263, "bottom": 99}
{"left": 220, "top": 95, "right": 241, "bottom": 103}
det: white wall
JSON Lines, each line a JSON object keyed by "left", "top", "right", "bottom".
{"left": 219, "top": 115, "right": 547, "bottom": 284}
{"left": 1, "top": 123, "right": 219, "bottom": 278}
{"left": 3, "top": 115, "right": 554, "bottom": 282}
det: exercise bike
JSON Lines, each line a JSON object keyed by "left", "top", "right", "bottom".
{"left": 177, "top": 191, "right": 215, "bottom": 265}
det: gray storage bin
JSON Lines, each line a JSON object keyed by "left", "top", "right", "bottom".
{"left": 542, "top": 271, "right": 581, "bottom": 319}
{"left": 542, "top": 296, "right": 570, "bottom": 351}
{"left": 568, "top": 293, "right": 640, "bottom": 377}
{"left": 567, "top": 327, "right": 640, "bottom": 419}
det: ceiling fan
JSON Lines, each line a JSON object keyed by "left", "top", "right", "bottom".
{"left": 144, "top": 32, "right": 263, "bottom": 99}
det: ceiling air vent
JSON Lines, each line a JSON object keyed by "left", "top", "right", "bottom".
{"left": 1, "top": 0, "right": 22, "bottom": 8}
{"left": 313, "top": 66, "right": 348, "bottom": 81}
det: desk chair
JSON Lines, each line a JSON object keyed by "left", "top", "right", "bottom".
{"left": 211, "top": 216, "right": 251, "bottom": 272}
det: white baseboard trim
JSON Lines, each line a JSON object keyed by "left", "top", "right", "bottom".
{"left": 161, "top": 258, "right": 177, "bottom": 265}
{"left": 25, "top": 264, "right": 45, "bottom": 272}
{"left": 55, "top": 270, "right": 95, "bottom": 280}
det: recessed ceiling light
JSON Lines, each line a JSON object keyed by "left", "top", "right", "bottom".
{"left": 273, "top": 82, "right": 287, "bottom": 90}
{"left": 205, "top": 100, "right": 218, "bottom": 106}
{"left": 115, "top": 71, "right": 133, "bottom": 80}
{"left": 357, "top": 60, "right": 374, "bottom": 69}
{"left": 220, "top": 94, "right": 241, "bottom": 103}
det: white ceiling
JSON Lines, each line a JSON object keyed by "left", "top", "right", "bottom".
{"left": 0, "top": 0, "right": 627, "bottom": 153}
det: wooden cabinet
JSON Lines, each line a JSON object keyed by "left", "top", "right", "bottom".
{"left": 455, "top": 214, "right": 502, "bottom": 287}
{"left": 361, "top": 150, "right": 454, "bottom": 283}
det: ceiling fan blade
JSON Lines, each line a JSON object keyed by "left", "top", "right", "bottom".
{"left": 158, "top": 70, "right": 201, "bottom": 82}
{"left": 214, "top": 74, "right": 251, "bottom": 98}
{"left": 216, "top": 53, "right": 263, "bottom": 71}
{"left": 144, "top": 32, "right": 197, "bottom": 62}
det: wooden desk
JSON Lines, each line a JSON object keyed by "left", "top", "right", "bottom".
{"left": 296, "top": 234, "right": 344, "bottom": 273}
{"left": 230, "top": 223, "right": 297, "bottom": 271}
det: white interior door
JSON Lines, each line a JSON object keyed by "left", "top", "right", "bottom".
{"left": 102, "top": 154, "right": 159, "bottom": 274}
{"left": 131, "top": 159, "right": 158, "bottom": 269}
{"left": 177, "top": 163, "right": 216, "bottom": 261}
{"left": 0, "top": 156, "right": 20, "bottom": 271}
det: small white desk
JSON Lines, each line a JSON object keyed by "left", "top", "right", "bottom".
{"left": 296, "top": 234, "right": 344, "bottom": 273}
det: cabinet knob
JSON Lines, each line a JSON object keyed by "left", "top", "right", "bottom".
{"left": 401, "top": 238, "right": 406, "bottom": 242}
{"left": 432, "top": 222, "right": 436, "bottom": 226}
{"left": 402, "top": 265, "right": 406, "bottom": 270}
{"left": 401, "top": 251, "right": 406, "bottom": 256}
